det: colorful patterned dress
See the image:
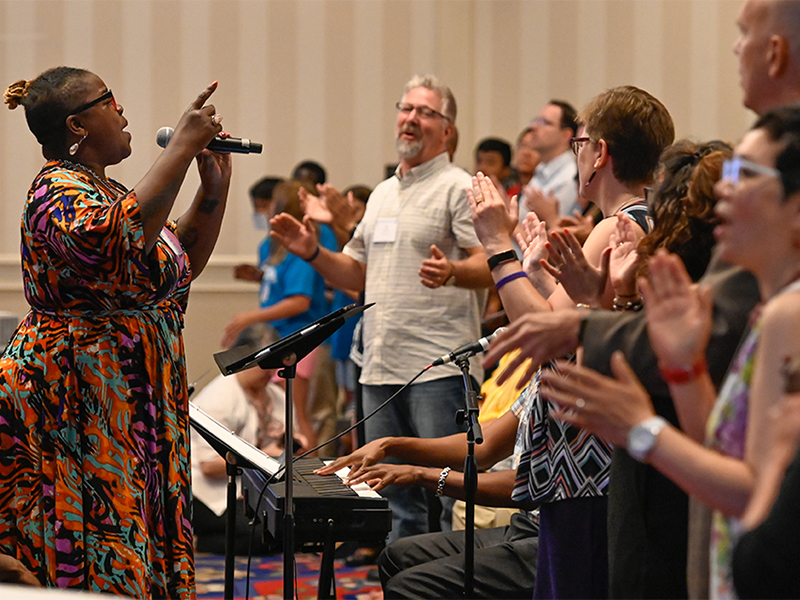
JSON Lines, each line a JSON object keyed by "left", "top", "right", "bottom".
{"left": 0, "top": 161, "right": 195, "bottom": 598}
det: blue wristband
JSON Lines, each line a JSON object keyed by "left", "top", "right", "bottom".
{"left": 495, "top": 271, "right": 526, "bottom": 291}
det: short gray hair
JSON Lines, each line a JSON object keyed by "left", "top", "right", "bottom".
{"left": 402, "top": 74, "right": 457, "bottom": 123}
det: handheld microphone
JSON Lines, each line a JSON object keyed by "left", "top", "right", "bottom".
{"left": 431, "top": 327, "right": 506, "bottom": 367}
{"left": 156, "top": 126, "right": 263, "bottom": 154}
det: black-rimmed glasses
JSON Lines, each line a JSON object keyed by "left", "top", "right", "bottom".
{"left": 396, "top": 102, "right": 450, "bottom": 121}
{"left": 570, "top": 136, "right": 591, "bottom": 155}
{"left": 68, "top": 89, "right": 116, "bottom": 116}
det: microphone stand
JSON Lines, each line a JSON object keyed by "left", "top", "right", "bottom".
{"left": 453, "top": 353, "right": 483, "bottom": 600}
{"left": 278, "top": 362, "right": 297, "bottom": 600}
{"left": 212, "top": 303, "right": 371, "bottom": 600}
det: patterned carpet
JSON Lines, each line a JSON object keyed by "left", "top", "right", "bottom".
{"left": 195, "top": 552, "right": 383, "bottom": 600}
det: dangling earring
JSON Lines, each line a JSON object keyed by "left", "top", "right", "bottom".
{"left": 69, "top": 134, "right": 87, "bottom": 156}
{"left": 584, "top": 170, "right": 596, "bottom": 188}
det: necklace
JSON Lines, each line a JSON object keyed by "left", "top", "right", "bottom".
{"left": 60, "top": 158, "right": 106, "bottom": 182}
{"left": 612, "top": 195, "right": 645, "bottom": 216}
{"left": 59, "top": 159, "right": 124, "bottom": 197}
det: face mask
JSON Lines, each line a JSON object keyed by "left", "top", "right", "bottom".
{"left": 252, "top": 212, "right": 271, "bottom": 232}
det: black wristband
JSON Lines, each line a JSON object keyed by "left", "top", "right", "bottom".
{"left": 305, "top": 246, "right": 321, "bottom": 262}
{"left": 487, "top": 249, "right": 517, "bottom": 271}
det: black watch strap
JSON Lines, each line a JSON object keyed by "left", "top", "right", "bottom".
{"left": 487, "top": 249, "right": 517, "bottom": 271}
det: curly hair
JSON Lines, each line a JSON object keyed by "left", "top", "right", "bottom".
{"left": 4, "top": 66, "right": 91, "bottom": 151}
{"left": 638, "top": 140, "right": 732, "bottom": 281}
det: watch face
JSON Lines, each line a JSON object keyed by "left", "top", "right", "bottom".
{"left": 628, "top": 423, "right": 657, "bottom": 461}
{"left": 629, "top": 427, "right": 651, "bottom": 456}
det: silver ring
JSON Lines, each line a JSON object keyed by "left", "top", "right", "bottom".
{"left": 575, "top": 398, "right": 586, "bottom": 410}
{"left": 211, "top": 113, "right": 222, "bottom": 126}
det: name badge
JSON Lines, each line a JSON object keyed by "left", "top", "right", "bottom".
{"left": 373, "top": 217, "right": 398, "bottom": 243}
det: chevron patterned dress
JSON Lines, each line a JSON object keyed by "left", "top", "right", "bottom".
{"left": 0, "top": 161, "right": 195, "bottom": 598}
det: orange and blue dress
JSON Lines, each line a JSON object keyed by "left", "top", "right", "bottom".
{"left": 0, "top": 160, "right": 195, "bottom": 598}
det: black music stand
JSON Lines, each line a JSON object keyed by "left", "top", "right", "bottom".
{"left": 189, "top": 403, "right": 284, "bottom": 600}
{"left": 213, "top": 303, "right": 372, "bottom": 600}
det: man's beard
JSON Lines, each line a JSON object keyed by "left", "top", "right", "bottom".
{"left": 396, "top": 136, "right": 423, "bottom": 159}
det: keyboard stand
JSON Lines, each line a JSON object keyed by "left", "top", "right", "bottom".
{"left": 318, "top": 519, "right": 337, "bottom": 599}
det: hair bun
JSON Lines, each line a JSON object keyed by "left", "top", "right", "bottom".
{"left": 4, "top": 79, "right": 31, "bottom": 110}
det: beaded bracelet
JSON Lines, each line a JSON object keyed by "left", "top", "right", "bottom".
{"left": 612, "top": 296, "right": 644, "bottom": 312}
{"left": 435, "top": 466, "right": 451, "bottom": 497}
{"left": 495, "top": 271, "right": 526, "bottom": 292}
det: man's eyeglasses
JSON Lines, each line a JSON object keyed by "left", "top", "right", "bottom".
{"left": 396, "top": 102, "right": 450, "bottom": 121}
{"left": 68, "top": 89, "right": 116, "bottom": 116}
{"left": 721, "top": 156, "right": 781, "bottom": 185}
{"left": 531, "top": 117, "right": 558, "bottom": 128}
{"left": 569, "top": 136, "right": 591, "bottom": 156}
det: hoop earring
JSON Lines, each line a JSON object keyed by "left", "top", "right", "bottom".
{"left": 69, "top": 134, "right": 87, "bottom": 156}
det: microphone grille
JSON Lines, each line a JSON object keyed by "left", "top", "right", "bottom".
{"left": 156, "top": 126, "right": 174, "bottom": 149}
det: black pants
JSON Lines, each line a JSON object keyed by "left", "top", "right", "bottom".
{"left": 378, "top": 512, "right": 538, "bottom": 599}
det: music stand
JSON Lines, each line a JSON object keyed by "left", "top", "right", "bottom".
{"left": 189, "top": 404, "right": 284, "bottom": 599}
{"left": 213, "top": 303, "right": 372, "bottom": 600}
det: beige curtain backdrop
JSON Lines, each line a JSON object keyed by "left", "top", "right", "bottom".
{"left": 0, "top": 0, "right": 751, "bottom": 385}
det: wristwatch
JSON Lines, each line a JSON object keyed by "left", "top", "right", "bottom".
{"left": 627, "top": 416, "right": 667, "bottom": 462}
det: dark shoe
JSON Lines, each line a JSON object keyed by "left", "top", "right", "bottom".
{"left": 344, "top": 545, "right": 382, "bottom": 567}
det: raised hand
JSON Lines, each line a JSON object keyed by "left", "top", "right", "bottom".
{"left": 169, "top": 81, "right": 223, "bottom": 156}
{"left": 608, "top": 215, "right": 642, "bottom": 297}
{"left": 299, "top": 186, "right": 333, "bottom": 224}
{"left": 541, "top": 229, "right": 610, "bottom": 307}
{"left": 270, "top": 213, "right": 319, "bottom": 260}
{"left": 523, "top": 185, "right": 559, "bottom": 228}
{"left": 419, "top": 244, "right": 454, "bottom": 288}
{"left": 556, "top": 210, "right": 596, "bottom": 245}
{"left": 517, "top": 212, "right": 557, "bottom": 296}
{"left": 639, "top": 250, "right": 713, "bottom": 369}
{"left": 468, "top": 172, "right": 519, "bottom": 254}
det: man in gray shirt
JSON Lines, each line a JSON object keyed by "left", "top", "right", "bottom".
{"left": 271, "top": 74, "right": 492, "bottom": 541}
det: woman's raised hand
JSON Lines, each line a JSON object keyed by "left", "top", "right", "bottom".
{"left": 169, "top": 82, "right": 223, "bottom": 156}
{"left": 541, "top": 228, "right": 609, "bottom": 307}
{"left": 608, "top": 214, "right": 643, "bottom": 297}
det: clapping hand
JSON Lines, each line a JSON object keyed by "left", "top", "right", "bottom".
{"left": 540, "top": 229, "right": 610, "bottom": 308}
{"left": 468, "top": 172, "right": 519, "bottom": 254}
{"left": 517, "top": 212, "right": 557, "bottom": 297}
{"left": 523, "top": 185, "right": 559, "bottom": 228}
{"left": 608, "top": 215, "right": 642, "bottom": 297}
{"left": 639, "top": 249, "right": 712, "bottom": 370}
{"left": 299, "top": 186, "right": 333, "bottom": 224}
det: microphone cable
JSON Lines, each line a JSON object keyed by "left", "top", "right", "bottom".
{"left": 243, "top": 364, "right": 430, "bottom": 600}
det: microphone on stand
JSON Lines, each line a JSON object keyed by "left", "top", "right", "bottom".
{"left": 156, "top": 126, "right": 263, "bottom": 154}
{"left": 430, "top": 327, "right": 506, "bottom": 367}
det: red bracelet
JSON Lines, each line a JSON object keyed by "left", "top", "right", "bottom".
{"left": 659, "top": 358, "right": 707, "bottom": 385}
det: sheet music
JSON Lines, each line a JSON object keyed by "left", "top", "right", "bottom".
{"left": 189, "top": 403, "right": 282, "bottom": 476}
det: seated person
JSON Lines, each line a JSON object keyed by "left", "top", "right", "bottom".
{"left": 324, "top": 377, "right": 539, "bottom": 599}
{"left": 191, "top": 323, "right": 288, "bottom": 555}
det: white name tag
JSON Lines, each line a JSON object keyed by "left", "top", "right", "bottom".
{"left": 373, "top": 217, "right": 398, "bottom": 243}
